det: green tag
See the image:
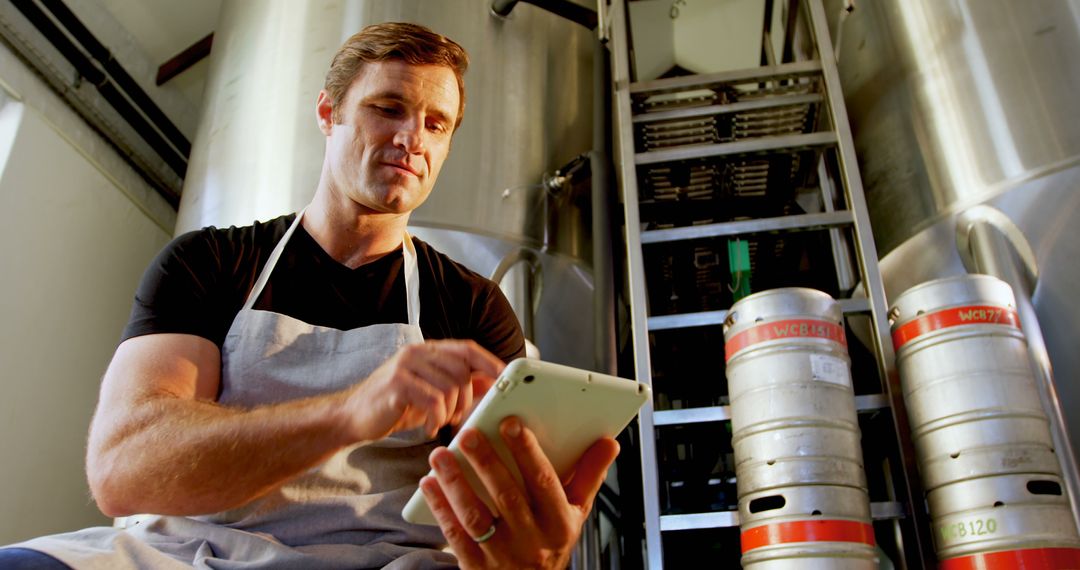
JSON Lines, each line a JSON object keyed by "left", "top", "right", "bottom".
{"left": 727, "top": 239, "right": 751, "bottom": 301}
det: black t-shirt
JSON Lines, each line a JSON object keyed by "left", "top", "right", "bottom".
{"left": 123, "top": 214, "right": 526, "bottom": 364}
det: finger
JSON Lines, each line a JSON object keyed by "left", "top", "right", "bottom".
{"left": 452, "top": 374, "right": 492, "bottom": 427}
{"left": 402, "top": 344, "right": 466, "bottom": 390}
{"left": 455, "top": 379, "right": 474, "bottom": 426}
{"left": 417, "top": 343, "right": 477, "bottom": 425}
{"left": 470, "top": 372, "right": 497, "bottom": 402}
{"left": 419, "top": 475, "right": 485, "bottom": 566}
{"left": 457, "top": 428, "right": 536, "bottom": 530}
{"left": 399, "top": 347, "right": 465, "bottom": 424}
{"left": 564, "top": 437, "right": 620, "bottom": 508}
{"left": 392, "top": 371, "right": 450, "bottom": 437}
{"left": 433, "top": 340, "right": 506, "bottom": 379}
{"left": 420, "top": 342, "right": 471, "bottom": 386}
{"left": 499, "top": 417, "right": 571, "bottom": 530}
{"left": 424, "top": 351, "right": 473, "bottom": 424}
{"left": 428, "top": 447, "right": 498, "bottom": 541}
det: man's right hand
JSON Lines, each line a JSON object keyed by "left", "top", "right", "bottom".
{"left": 87, "top": 335, "right": 506, "bottom": 517}
{"left": 339, "top": 340, "right": 506, "bottom": 442}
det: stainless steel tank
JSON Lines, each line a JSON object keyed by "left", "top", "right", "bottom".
{"left": 724, "top": 288, "right": 876, "bottom": 570}
{"left": 889, "top": 275, "right": 1080, "bottom": 564}
{"left": 175, "top": 0, "right": 598, "bottom": 367}
{"left": 826, "top": 0, "right": 1080, "bottom": 461}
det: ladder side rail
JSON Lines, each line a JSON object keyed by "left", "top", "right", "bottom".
{"left": 803, "top": 0, "right": 935, "bottom": 566}
{"left": 608, "top": 1, "right": 664, "bottom": 567}
{"left": 817, "top": 156, "right": 858, "bottom": 293}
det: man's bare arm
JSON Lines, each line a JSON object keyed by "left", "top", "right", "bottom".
{"left": 86, "top": 334, "right": 503, "bottom": 517}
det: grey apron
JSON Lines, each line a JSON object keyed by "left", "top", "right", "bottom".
{"left": 13, "top": 210, "right": 454, "bottom": 569}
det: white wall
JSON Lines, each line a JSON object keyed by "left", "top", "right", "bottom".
{"left": 0, "top": 45, "right": 174, "bottom": 544}
{"left": 629, "top": 0, "right": 676, "bottom": 81}
{"left": 674, "top": 0, "right": 766, "bottom": 74}
{"left": 627, "top": 0, "right": 770, "bottom": 80}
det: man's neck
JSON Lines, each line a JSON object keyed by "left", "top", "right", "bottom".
{"left": 301, "top": 197, "right": 409, "bottom": 270}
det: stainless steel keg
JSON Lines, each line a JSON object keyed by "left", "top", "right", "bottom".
{"left": 890, "top": 274, "right": 1080, "bottom": 567}
{"left": 725, "top": 288, "right": 876, "bottom": 569}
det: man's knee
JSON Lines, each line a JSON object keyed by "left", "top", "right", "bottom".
{"left": 0, "top": 548, "right": 72, "bottom": 569}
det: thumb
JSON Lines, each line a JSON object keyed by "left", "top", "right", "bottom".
{"left": 565, "top": 437, "right": 620, "bottom": 508}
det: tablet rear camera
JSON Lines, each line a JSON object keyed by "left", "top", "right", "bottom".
{"left": 523, "top": 375, "right": 535, "bottom": 383}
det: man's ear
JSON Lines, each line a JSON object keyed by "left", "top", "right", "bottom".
{"left": 315, "top": 90, "right": 334, "bottom": 136}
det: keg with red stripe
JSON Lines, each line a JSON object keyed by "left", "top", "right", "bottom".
{"left": 890, "top": 274, "right": 1080, "bottom": 566}
{"left": 724, "top": 288, "right": 877, "bottom": 569}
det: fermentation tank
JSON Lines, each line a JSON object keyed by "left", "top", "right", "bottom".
{"left": 826, "top": 0, "right": 1080, "bottom": 460}
{"left": 176, "top": 0, "right": 599, "bottom": 368}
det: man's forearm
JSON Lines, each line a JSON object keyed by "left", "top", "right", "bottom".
{"left": 87, "top": 336, "right": 503, "bottom": 518}
{"left": 88, "top": 390, "right": 352, "bottom": 517}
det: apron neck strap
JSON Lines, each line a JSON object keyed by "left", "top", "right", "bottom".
{"left": 401, "top": 231, "right": 420, "bottom": 327}
{"left": 242, "top": 209, "right": 421, "bottom": 327}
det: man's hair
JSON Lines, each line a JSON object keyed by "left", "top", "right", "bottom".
{"left": 324, "top": 22, "right": 469, "bottom": 129}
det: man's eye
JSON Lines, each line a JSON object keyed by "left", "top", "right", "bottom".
{"left": 427, "top": 122, "right": 448, "bottom": 134}
{"left": 374, "top": 105, "right": 401, "bottom": 116}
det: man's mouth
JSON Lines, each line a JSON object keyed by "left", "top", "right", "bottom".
{"left": 382, "top": 161, "right": 420, "bottom": 177}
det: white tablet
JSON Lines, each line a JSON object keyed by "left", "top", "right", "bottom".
{"left": 401, "top": 358, "right": 651, "bottom": 526}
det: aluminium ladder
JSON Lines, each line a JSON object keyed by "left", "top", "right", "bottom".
{"left": 606, "top": 0, "right": 935, "bottom": 567}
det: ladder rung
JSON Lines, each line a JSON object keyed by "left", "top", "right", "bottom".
{"left": 872, "top": 501, "right": 906, "bottom": 520}
{"left": 652, "top": 393, "right": 890, "bottom": 427}
{"left": 660, "top": 511, "right": 738, "bottom": 531}
{"left": 841, "top": 296, "right": 873, "bottom": 314}
{"left": 654, "top": 406, "right": 731, "bottom": 425}
{"left": 659, "top": 501, "right": 904, "bottom": 531}
{"left": 647, "top": 297, "right": 870, "bottom": 331}
{"left": 641, "top": 210, "right": 853, "bottom": 244}
{"left": 647, "top": 310, "right": 728, "bottom": 331}
{"left": 855, "top": 392, "right": 891, "bottom": 412}
{"left": 633, "top": 93, "right": 823, "bottom": 125}
{"left": 636, "top": 131, "right": 836, "bottom": 165}
{"left": 630, "top": 60, "right": 823, "bottom": 96}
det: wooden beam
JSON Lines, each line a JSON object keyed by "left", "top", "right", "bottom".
{"left": 156, "top": 33, "right": 213, "bottom": 86}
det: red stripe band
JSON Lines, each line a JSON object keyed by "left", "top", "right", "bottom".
{"left": 891, "top": 305, "right": 1021, "bottom": 351}
{"left": 940, "top": 547, "right": 1080, "bottom": 570}
{"left": 725, "top": 319, "right": 846, "bottom": 362}
{"left": 740, "top": 519, "right": 875, "bottom": 553}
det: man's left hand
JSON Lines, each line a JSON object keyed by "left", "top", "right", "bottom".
{"left": 419, "top": 416, "right": 620, "bottom": 569}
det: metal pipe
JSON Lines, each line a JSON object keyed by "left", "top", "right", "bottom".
{"left": 592, "top": 37, "right": 616, "bottom": 376}
{"left": 958, "top": 208, "right": 1080, "bottom": 528}
{"left": 8, "top": 0, "right": 187, "bottom": 202}
{"left": 489, "top": 248, "right": 542, "bottom": 343}
{"left": 595, "top": 0, "right": 608, "bottom": 43}
{"left": 37, "top": 0, "right": 191, "bottom": 156}
{"left": 491, "top": 0, "right": 598, "bottom": 30}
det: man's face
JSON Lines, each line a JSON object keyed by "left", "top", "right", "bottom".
{"left": 317, "top": 60, "right": 460, "bottom": 215}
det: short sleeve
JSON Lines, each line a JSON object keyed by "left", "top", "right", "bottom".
{"left": 120, "top": 229, "right": 235, "bottom": 345}
{"left": 472, "top": 282, "right": 527, "bottom": 364}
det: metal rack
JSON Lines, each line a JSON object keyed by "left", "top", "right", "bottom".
{"left": 606, "top": 0, "right": 934, "bottom": 567}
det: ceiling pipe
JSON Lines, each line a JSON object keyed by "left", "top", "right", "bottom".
{"left": 491, "top": 0, "right": 598, "bottom": 30}
{"left": 36, "top": 0, "right": 191, "bottom": 157}
{"left": 9, "top": 0, "right": 190, "bottom": 202}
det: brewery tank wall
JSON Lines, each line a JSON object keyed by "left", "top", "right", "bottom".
{"left": 175, "top": 0, "right": 598, "bottom": 367}
{"left": 825, "top": 0, "right": 1080, "bottom": 454}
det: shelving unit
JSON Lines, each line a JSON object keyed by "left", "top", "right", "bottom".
{"left": 606, "top": 0, "right": 935, "bottom": 567}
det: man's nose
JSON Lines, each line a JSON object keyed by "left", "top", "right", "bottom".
{"left": 393, "top": 117, "right": 425, "bottom": 154}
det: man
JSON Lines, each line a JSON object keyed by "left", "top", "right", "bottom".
{"left": 1, "top": 22, "right": 618, "bottom": 569}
